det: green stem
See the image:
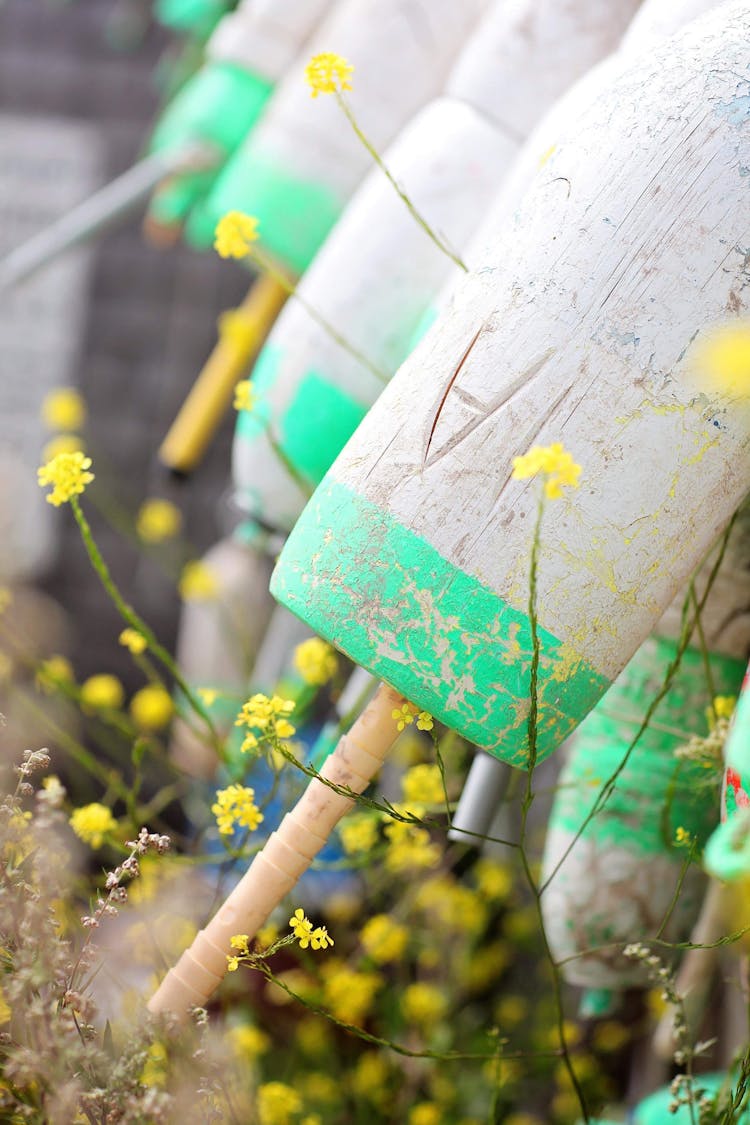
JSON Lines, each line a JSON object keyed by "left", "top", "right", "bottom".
{"left": 337, "top": 93, "right": 469, "bottom": 274}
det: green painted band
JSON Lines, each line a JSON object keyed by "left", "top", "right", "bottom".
{"left": 271, "top": 479, "right": 610, "bottom": 767}
{"left": 202, "top": 152, "right": 344, "bottom": 275}
{"left": 236, "top": 344, "right": 369, "bottom": 487}
{"left": 550, "top": 635, "right": 742, "bottom": 854}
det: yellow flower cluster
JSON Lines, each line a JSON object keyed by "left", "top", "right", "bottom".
{"left": 707, "top": 693, "right": 736, "bottom": 729}
{"left": 511, "top": 441, "right": 581, "bottom": 499}
{"left": 321, "top": 961, "right": 381, "bottom": 1025}
{"left": 212, "top": 784, "right": 263, "bottom": 837}
{"left": 257, "top": 1081, "right": 301, "bottom": 1125}
{"left": 214, "top": 211, "right": 259, "bottom": 259}
{"left": 351, "top": 1051, "right": 389, "bottom": 1101}
{"left": 36, "top": 654, "right": 73, "bottom": 693}
{"left": 415, "top": 874, "right": 488, "bottom": 936}
{"left": 473, "top": 857, "right": 513, "bottom": 902}
{"left": 402, "top": 764, "right": 444, "bottom": 805}
{"left": 360, "top": 913, "right": 408, "bottom": 964}
{"left": 227, "top": 933, "right": 251, "bottom": 972}
{"left": 119, "top": 628, "right": 147, "bottom": 655}
{"left": 41, "top": 387, "right": 86, "bottom": 431}
{"left": 384, "top": 813, "right": 440, "bottom": 875}
{"left": 235, "top": 692, "right": 296, "bottom": 752}
{"left": 69, "top": 803, "right": 117, "bottom": 849}
{"left": 179, "top": 560, "right": 219, "bottom": 601}
{"left": 401, "top": 982, "right": 447, "bottom": 1027}
{"left": 293, "top": 636, "right": 338, "bottom": 686}
{"left": 228, "top": 1023, "right": 270, "bottom": 1061}
{"left": 136, "top": 498, "right": 182, "bottom": 543}
{"left": 130, "top": 684, "right": 174, "bottom": 731}
{"left": 304, "top": 52, "right": 354, "bottom": 98}
{"left": 37, "top": 451, "right": 94, "bottom": 507}
{"left": 392, "top": 702, "right": 434, "bottom": 733}
{"left": 80, "top": 673, "right": 125, "bottom": 710}
{"left": 289, "top": 907, "right": 334, "bottom": 951}
{"left": 233, "top": 379, "right": 256, "bottom": 412}
{"left": 339, "top": 812, "right": 379, "bottom": 855}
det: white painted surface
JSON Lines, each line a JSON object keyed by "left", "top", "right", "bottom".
{"left": 325, "top": 4, "right": 750, "bottom": 683}
{"left": 208, "top": 0, "right": 333, "bottom": 79}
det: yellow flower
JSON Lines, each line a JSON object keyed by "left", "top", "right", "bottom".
{"left": 409, "top": 1105, "right": 442, "bottom": 1125}
{"left": 416, "top": 711, "right": 434, "bottom": 731}
{"left": 197, "top": 687, "right": 219, "bottom": 706}
{"left": 140, "top": 1041, "right": 167, "bottom": 1088}
{"left": 233, "top": 379, "right": 256, "bottom": 412}
{"left": 41, "top": 387, "right": 87, "bottom": 431}
{"left": 674, "top": 825, "right": 692, "bottom": 847}
{"left": 257, "top": 1082, "right": 301, "bottom": 1125}
{"left": 293, "top": 636, "right": 338, "bottom": 686}
{"left": 70, "top": 803, "right": 117, "bottom": 849}
{"left": 119, "top": 628, "right": 147, "bottom": 655}
{"left": 305, "top": 52, "right": 354, "bottom": 97}
{"left": 707, "top": 694, "right": 736, "bottom": 729}
{"left": 310, "top": 926, "right": 334, "bottom": 951}
{"left": 289, "top": 907, "right": 313, "bottom": 941}
{"left": 340, "top": 813, "right": 379, "bottom": 855}
{"left": 80, "top": 673, "right": 125, "bottom": 710}
{"left": 392, "top": 702, "right": 415, "bottom": 731}
{"left": 360, "top": 914, "right": 408, "bottom": 963}
{"left": 212, "top": 784, "right": 263, "bottom": 836}
{"left": 41, "top": 433, "right": 85, "bottom": 463}
{"left": 690, "top": 321, "right": 750, "bottom": 396}
{"left": 0, "top": 985, "right": 10, "bottom": 1025}
{"left": 321, "top": 962, "right": 381, "bottom": 1025}
{"left": 179, "top": 560, "right": 219, "bottom": 601}
{"left": 402, "top": 763, "right": 443, "bottom": 805}
{"left": 473, "top": 857, "right": 513, "bottom": 902}
{"left": 402, "top": 982, "right": 447, "bottom": 1027}
{"left": 351, "top": 1051, "right": 390, "bottom": 1101}
{"left": 236, "top": 692, "right": 296, "bottom": 745}
{"left": 136, "top": 498, "right": 182, "bottom": 543}
{"left": 384, "top": 819, "right": 440, "bottom": 875}
{"left": 511, "top": 441, "right": 581, "bottom": 500}
{"left": 299, "top": 1073, "right": 337, "bottom": 1104}
{"left": 130, "top": 684, "right": 174, "bottom": 731}
{"left": 36, "top": 654, "right": 74, "bottom": 694}
{"left": 228, "top": 1023, "right": 270, "bottom": 1061}
{"left": 37, "top": 451, "right": 94, "bottom": 506}
{"left": 214, "top": 211, "right": 259, "bottom": 259}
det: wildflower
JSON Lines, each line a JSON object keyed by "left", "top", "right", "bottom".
{"left": 130, "top": 684, "right": 174, "bottom": 731}
{"left": 351, "top": 1051, "right": 390, "bottom": 1101}
{"left": 296, "top": 1016, "right": 331, "bottom": 1058}
{"left": 293, "top": 636, "right": 338, "bottom": 686}
{"left": 360, "top": 914, "right": 408, "bottom": 963}
{"left": 136, "top": 497, "right": 182, "bottom": 543}
{"left": 392, "top": 702, "right": 415, "bottom": 731}
{"left": 310, "top": 926, "right": 334, "bottom": 951}
{"left": 690, "top": 321, "right": 750, "bottom": 396}
{"left": 228, "top": 1024, "right": 270, "bottom": 1061}
{"left": 41, "top": 387, "right": 86, "bottom": 431}
{"left": 179, "top": 560, "right": 219, "bottom": 601}
{"left": 416, "top": 710, "right": 434, "bottom": 731}
{"left": 80, "top": 673, "right": 125, "bottom": 711}
{"left": 233, "top": 379, "right": 256, "bottom": 412}
{"left": 36, "top": 654, "right": 74, "bottom": 693}
{"left": 511, "top": 441, "right": 581, "bottom": 499}
{"left": 70, "top": 803, "right": 117, "bottom": 849}
{"left": 707, "top": 694, "right": 736, "bottom": 729}
{"left": 402, "top": 763, "right": 444, "bottom": 804}
{"left": 289, "top": 908, "right": 333, "bottom": 950}
{"left": 305, "top": 52, "right": 353, "bottom": 98}
{"left": 214, "top": 211, "right": 259, "bottom": 259}
{"left": 41, "top": 433, "right": 85, "bottom": 462}
{"left": 340, "top": 812, "right": 379, "bottom": 855}
{"left": 384, "top": 819, "right": 440, "bottom": 875}
{"left": 402, "top": 982, "right": 447, "bottom": 1027}
{"left": 119, "top": 628, "right": 147, "bottom": 655}
{"left": 212, "top": 784, "right": 263, "bottom": 836}
{"left": 321, "top": 961, "right": 381, "bottom": 1024}
{"left": 409, "top": 1104, "right": 442, "bottom": 1125}
{"left": 140, "top": 1041, "right": 167, "bottom": 1088}
{"left": 197, "top": 687, "right": 219, "bottom": 706}
{"left": 37, "top": 450, "right": 94, "bottom": 506}
{"left": 473, "top": 857, "right": 513, "bottom": 902}
{"left": 256, "top": 922, "right": 280, "bottom": 948}
{"left": 257, "top": 1081, "right": 302, "bottom": 1125}
{"left": 236, "top": 692, "right": 296, "bottom": 747}
{"left": 674, "top": 826, "right": 692, "bottom": 847}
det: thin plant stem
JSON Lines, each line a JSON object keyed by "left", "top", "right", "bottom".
{"left": 337, "top": 93, "right": 468, "bottom": 274}
{"left": 70, "top": 496, "right": 222, "bottom": 752}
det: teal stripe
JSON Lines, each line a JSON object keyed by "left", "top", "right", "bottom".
{"left": 271, "top": 479, "right": 610, "bottom": 767}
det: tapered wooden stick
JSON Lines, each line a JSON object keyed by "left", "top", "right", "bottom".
{"left": 149, "top": 682, "right": 402, "bottom": 1016}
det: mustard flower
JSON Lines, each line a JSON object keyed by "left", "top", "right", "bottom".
{"left": 36, "top": 654, "right": 74, "bottom": 693}
{"left": 37, "top": 451, "right": 94, "bottom": 506}
{"left": 289, "top": 907, "right": 314, "bottom": 943}
{"left": 212, "top": 784, "right": 263, "bottom": 836}
{"left": 321, "top": 961, "right": 381, "bottom": 1025}
{"left": 360, "top": 914, "right": 408, "bottom": 963}
{"left": 511, "top": 441, "right": 582, "bottom": 499}
{"left": 119, "top": 628, "right": 147, "bottom": 655}
{"left": 392, "top": 702, "right": 415, "bottom": 731}
{"left": 80, "top": 673, "right": 125, "bottom": 710}
{"left": 228, "top": 1023, "right": 270, "bottom": 1061}
{"left": 130, "top": 684, "right": 174, "bottom": 731}
{"left": 707, "top": 693, "right": 736, "bottom": 729}
{"left": 178, "top": 560, "right": 219, "bottom": 601}
{"left": 409, "top": 1105, "right": 442, "bottom": 1125}
{"left": 402, "top": 982, "right": 447, "bottom": 1027}
{"left": 351, "top": 1051, "right": 390, "bottom": 1101}
{"left": 70, "top": 803, "right": 117, "bottom": 849}
{"left": 257, "top": 1082, "right": 302, "bottom": 1125}
{"left": 305, "top": 52, "right": 354, "bottom": 97}
{"left": 214, "top": 211, "right": 259, "bottom": 259}
{"left": 235, "top": 692, "right": 296, "bottom": 749}
{"left": 416, "top": 710, "right": 434, "bottom": 731}
{"left": 136, "top": 497, "right": 182, "bottom": 543}
{"left": 233, "top": 379, "right": 256, "bottom": 412}
{"left": 41, "top": 387, "right": 86, "bottom": 431}
{"left": 293, "top": 636, "right": 338, "bottom": 686}
{"left": 340, "top": 812, "right": 379, "bottom": 855}
{"left": 402, "top": 763, "right": 443, "bottom": 805}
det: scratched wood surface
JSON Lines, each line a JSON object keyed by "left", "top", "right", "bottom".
{"left": 316, "top": 4, "right": 750, "bottom": 684}
{"left": 208, "top": 0, "right": 332, "bottom": 76}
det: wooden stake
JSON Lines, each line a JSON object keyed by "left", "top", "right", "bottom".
{"left": 148, "top": 682, "right": 403, "bottom": 1017}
